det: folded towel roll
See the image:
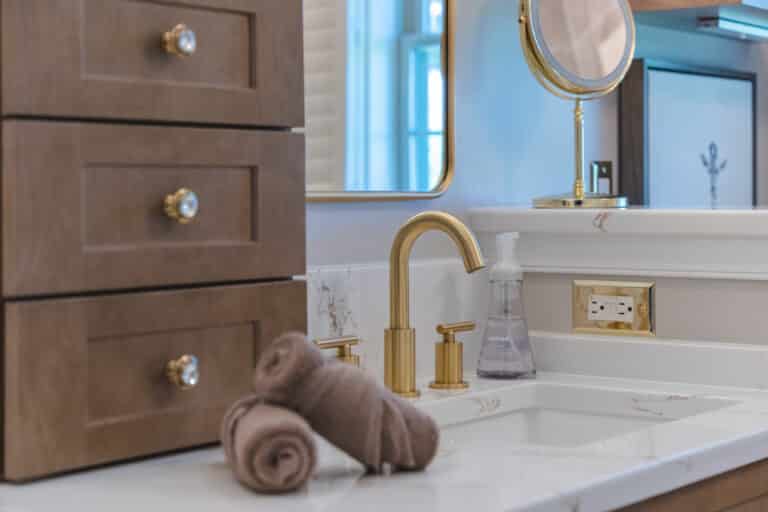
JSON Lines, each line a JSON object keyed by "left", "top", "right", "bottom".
{"left": 221, "top": 402, "right": 316, "bottom": 493}
{"left": 250, "top": 332, "right": 440, "bottom": 473}
{"left": 250, "top": 332, "right": 326, "bottom": 404}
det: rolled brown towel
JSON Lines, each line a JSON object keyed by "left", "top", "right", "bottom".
{"left": 221, "top": 399, "right": 316, "bottom": 493}
{"left": 250, "top": 332, "right": 440, "bottom": 473}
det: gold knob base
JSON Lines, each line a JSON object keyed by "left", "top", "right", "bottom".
{"left": 385, "top": 328, "right": 420, "bottom": 398}
{"left": 431, "top": 337, "right": 468, "bottom": 390}
{"left": 166, "top": 354, "right": 199, "bottom": 391}
{"left": 163, "top": 24, "right": 196, "bottom": 56}
{"left": 429, "top": 381, "right": 469, "bottom": 390}
{"left": 340, "top": 354, "right": 361, "bottom": 367}
{"left": 164, "top": 188, "right": 199, "bottom": 224}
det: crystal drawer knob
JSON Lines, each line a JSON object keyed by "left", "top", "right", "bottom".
{"left": 164, "top": 188, "right": 199, "bottom": 224}
{"left": 163, "top": 24, "right": 197, "bottom": 57}
{"left": 166, "top": 355, "right": 200, "bottom": 390}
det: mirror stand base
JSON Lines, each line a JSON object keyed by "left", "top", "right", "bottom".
{"left": 533, "top": 194, "right": 629, "bottom": 209}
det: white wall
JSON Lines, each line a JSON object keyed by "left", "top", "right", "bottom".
{"left": 307, "top": 0, "right": 768, "bottom": 267}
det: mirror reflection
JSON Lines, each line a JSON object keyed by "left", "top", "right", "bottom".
{"left": 515, "top": 0, "right": 763, "bottom": 210}
{"left": 535, "top": 0, "right": 631, "bottom": 85}
{"left": 305, "top": 0, "right": 447, "bottom": 197}
{"left": 619, "top": 60, "right": 756, "bottom": 209}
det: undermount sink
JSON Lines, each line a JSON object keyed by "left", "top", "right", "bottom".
{"left": 422, "top": 381, "right": 736, "bottom": 448}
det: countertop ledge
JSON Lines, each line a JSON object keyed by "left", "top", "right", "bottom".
{"left": 469, "top": 206, "right": 768, "bottom": 238}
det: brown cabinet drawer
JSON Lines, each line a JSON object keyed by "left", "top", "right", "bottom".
{"left": 3, "top": 280, "right": 307, "bottom": 480}
{"left": 1, "top": 0, "right": 303, "bottom": 127}
{"left": 2, "top": 121, "right": 305, "bottom": 297}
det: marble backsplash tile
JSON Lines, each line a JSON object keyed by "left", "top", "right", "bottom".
{"left": 307, "top": 259, "right": 489, "bottom": 380}
{"left": 308, "top": 266, "right": 360, "bottom": 339}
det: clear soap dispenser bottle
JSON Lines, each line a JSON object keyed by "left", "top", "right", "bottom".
{"left": 477, "top": 232, "right": 535, "bottom": 379}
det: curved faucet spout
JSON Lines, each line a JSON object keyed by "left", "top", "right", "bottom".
{"left": 389, "top": 211, "right": 485, "bottom": 330}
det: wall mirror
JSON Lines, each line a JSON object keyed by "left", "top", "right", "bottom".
{"left": 305, "top": 0, "right": 453, "bottom": 201}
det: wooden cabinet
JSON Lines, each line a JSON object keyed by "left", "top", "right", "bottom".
{"left": 0, "top": 0, "right": 306, "bottom": 481}
{"left": 621, "top": 458, "right": 768, "bottom": 511}
{"left": 727, "top": 496, "right": 768, "bottom": 512}
{"left": 1, "top": 0, "right": 304, "bottom": 126}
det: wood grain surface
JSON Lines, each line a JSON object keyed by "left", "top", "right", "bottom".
{"left": 3, "top": 280, "right": 307, "bottom": 480}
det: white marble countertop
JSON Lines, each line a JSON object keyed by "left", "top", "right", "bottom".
{"left": 5, "top": 370, "right": 768, "bottom": 512}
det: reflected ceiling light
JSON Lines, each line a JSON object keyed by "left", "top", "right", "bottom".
{"left": 698, "top": 17, "right": 768, "bottom": 41}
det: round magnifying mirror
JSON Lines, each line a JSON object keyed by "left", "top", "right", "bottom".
{"left": 520, "top": 0, "right": 636, "bottom": 208}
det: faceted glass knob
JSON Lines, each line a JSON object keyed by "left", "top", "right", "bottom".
{"left": 163, "top": 24, "right": 197, "bottom": 57}
{"left": 166, "top": 355, "right": 200, "bottom": 390}
{"left": 164, "top": 188, "right": 199, "bottom": 224}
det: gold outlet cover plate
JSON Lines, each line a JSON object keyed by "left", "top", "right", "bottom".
{"left": 573, "top": 280, "right": 655, "bottom": 337}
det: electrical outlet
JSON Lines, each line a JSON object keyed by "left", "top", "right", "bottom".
{"left": 588, "top": 295, "right": 635, "bottom": 322}
{"left": 590, "top": 161, "right": 614, "bottom": 195}
{"left": 573, "top": 280, "right": 654, "bottom": 336}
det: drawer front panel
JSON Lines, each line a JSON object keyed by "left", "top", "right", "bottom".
{"left": 3, "top": 280, "right": 307, "bottom": 480}
{"left": 2, "top": 121, "right": 306, "bottom": 297}
{"left": 1, "top": 0, "right": 304, "bottom": 127}
{"left": 87, "top": 324, "right": 255, "bottom": 422}
{"left": 83, "top": 0, "right": 251, "bottom": 89}
{"left": 84, "top": 166, "right": 254, "bottom": 246}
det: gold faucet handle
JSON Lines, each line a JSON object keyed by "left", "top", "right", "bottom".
{"left": 436, "top": 321, "right": 476, "bottom": 344}
{"left": 430, "top": 322, "right": 473, "bottom": 391}
{"left": 314, "top": 336, "right": 361, "bottom": 367}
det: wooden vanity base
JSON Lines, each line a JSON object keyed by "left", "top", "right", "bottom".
{"left": 622, "top": 458, "right": 768, "bottom": 511}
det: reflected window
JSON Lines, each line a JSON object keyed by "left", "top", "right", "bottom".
{"left": 426, "top": 0, "right": 444, "bottom": 34}
{"left": 345, "top": 0, "right": 445, "bottom": 192}
{"left": 403, "top": 34, "right": 443, "bottom": 191}
{"left": 402, "top": 0, "right": 445, "bottom": 191}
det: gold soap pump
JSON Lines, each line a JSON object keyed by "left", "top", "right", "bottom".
{"left": 429, "top": 321, "right": 476, "bottom": 390}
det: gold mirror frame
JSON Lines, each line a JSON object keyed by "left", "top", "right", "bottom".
{"left": 519, "top": 0, "right": 636, "bottom": 209}
{"left": 307, "top": 0, "right": 455, "bottom": 203}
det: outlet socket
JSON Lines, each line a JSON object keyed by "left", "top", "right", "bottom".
{"left": 573, "top": 280, "right": 654, "bottom": 336}
{"left": 588, "top": 295, "right": 635, "bottom": 323}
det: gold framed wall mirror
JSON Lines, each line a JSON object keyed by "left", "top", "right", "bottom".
{"left": 519, "top": 0, "right": 636, "bottom": 208}
{"left": 305, "top": 0, "right": 454, "bottom": 202}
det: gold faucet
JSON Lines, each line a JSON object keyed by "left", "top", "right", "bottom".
{"left": 385, "top": 211, "right": 485, "bottom": 398}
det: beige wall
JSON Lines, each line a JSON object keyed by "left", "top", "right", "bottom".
{"left": 524, "top": 273, "right": 768, "bottom": 344}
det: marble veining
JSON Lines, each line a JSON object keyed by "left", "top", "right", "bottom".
{"left": 309, "top": 267, "right": 360, "bottom": 339}
{"left": 473, "top": 395, "right": 503, "bottom": 415}
{"left": 591, "top": 211, "right": 610, "bottom": 232}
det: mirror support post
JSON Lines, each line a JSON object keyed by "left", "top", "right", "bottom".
{"left": 573, "top": 99, "right": 585, "bottom": 201}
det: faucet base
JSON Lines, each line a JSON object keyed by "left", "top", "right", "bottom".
{"left": 385, "top": 328, "right": 420, "bottom": 398}
{"left": 429, "top": 381, "right": 469, "bottom": 390}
